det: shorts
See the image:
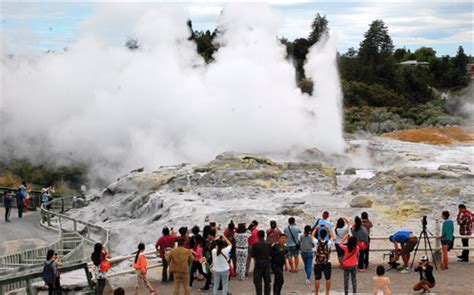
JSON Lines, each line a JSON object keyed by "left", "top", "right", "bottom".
{"left": 401, "top": 237, "right": 418, "bottom": 256}
{"left": 441, "top": 240, "right": 452, "bottom": 246}
{"left": 314, "top": 263, "right": 331, "bottom": 280}
{"left": 287, "top": 246, "right": 300, "bottom": 258}
{"left": 335, "top": 244, "right": 344, "bottom": 258}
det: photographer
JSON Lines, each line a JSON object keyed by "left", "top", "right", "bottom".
{"left": 388, "top": 230, "right": 417, "bottom": 273}
{"left": 413, "top": 255, "right": 435, "bottom": 292}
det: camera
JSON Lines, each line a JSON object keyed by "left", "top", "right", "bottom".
{"left": 422, "top": 216, "right": 427, "bottom": 228}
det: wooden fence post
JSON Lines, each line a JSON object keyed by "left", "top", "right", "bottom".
{"left": 434, "top": 219, "right": 442, "bottom": 264}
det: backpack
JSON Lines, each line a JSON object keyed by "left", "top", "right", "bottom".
{"left": 315, "top": 240, "right": 330, "bottom": 264}
{"left": 43, "top": 261, "right": 56, "bottom": 285}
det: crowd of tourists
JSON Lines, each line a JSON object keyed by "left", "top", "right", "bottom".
{"left": 72, "top": 204, "right": 471, "bottom": 295}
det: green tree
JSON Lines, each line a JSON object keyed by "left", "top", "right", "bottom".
{"left": 393, "top": 48, "right": 407, "bottom": 62}
{"left": 414, "top": 47, "right": 437, "bottom": 63}
{"left": 308, "top": 13, "right": 329, "bottom": 45}
{"left": 358, "top": 19, "right": 394, "bottom": 63}
{"left": 449, "top": 46, "right": 469, "bottom": 86}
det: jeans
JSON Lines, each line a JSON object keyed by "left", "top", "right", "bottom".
{"left": 271, "top": 264, "right": 284, "bottom": 295}
{"left": 253, "top": 266, "right": 271, "bottom": 295}
{"left": 358, "top": 249, "right": 369, "bottom": 269}
{"left": 213, "top": 270, "right": 229, "bottom": 295}
{"left": 162, "top": 259, "right": 174, "bottom": 282}
{"left": 301, "top": 251, "right": 313, "bottom": 280}
{"left": 96, "top": 278, "right": 106, "bottom": 295}
{"left": 461, "top": 238, "right": 470, "bottom": 260}
{"left": 18, "top": 205, "right": 23, "bottom": 218}
{"left": 343, "top": 266, "right": 357, "bottom": 295}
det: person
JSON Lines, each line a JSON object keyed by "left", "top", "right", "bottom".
{"left": 53, "top": 252, "right": 63, "bottom": 292}
{"left": 133, "top": 243, "right": 157, "bottom": 294}
{"left": 178, "top": 226, "right": 191, "bottom": 249}
{"left": 441, "top": 210, "right": 454, "bottom": 270}
{"left": 16, "top": 188, "right": 24, "bottom": 218}
{"left": 388, "top": 230, "right": 418, "bottom": 273}
{"left": 284, "top": 217, "right": 301, "bottom": 273}
{"left": 166, "top": 238, "right": 194, "bottom": 295}
{"left": 456, "top": 204, "right": 472, "bottom": 262}
{"left": 361, "top": 212, "right": 373, "bottom": 268}
{"left": 334, "top": 217, "right": 350, "bottom": 267}
{"left": 212, "top": 235, "right": 233, "bottom": 295}
{"left": 234, "top": 223, "right": 251, "bottom": 280}
{"left": 200, "top": 228, "right": 216, "bottom": 291}
{"left": 189, "top": 234, "right": 209, "bottom": 288}
{"left": 43, "top": 249, "right": 60, "bottom": 295}
{"left": 224, "top": 221, "right": 237, "bottom": 275}
{"left": 113, "top": 288, "right": 125, "bottom": 295}
{"left": 271, "top": 234, "right": 287, "bottom": 295}
{"left": 299, "top": 225, "right": 316, "bottom": 284}
{"left": 252, "top": 230, "right": 272, "bottom": 295}
{"left": 339, "top": 235, "right": 359, "bottom": 295}
{"left": 352, "top": 216, "right": 369, "bottom": 272}
{"left": 42, "top": 189, "right": 51, "bottom": 206}
{"left": 413, "top": 255, "right": 435, "bottom": 292}
{"left": 44, "top": 184, "right": 55, "bottom": 210}
{"left": 266, "top": 220, "right": 281, "bottom": 244}
{"left": 312, "top": 225, "right": 335, "bottom": 295}
{"left": 373, "top": 265, "right": 391, "bottom": 295}
{"left": 3, "top": 191, "right": 12, "bottom": 222}
{"left": 156, "top": 227, "right": 178, "bottom": 283}
{"left": 23, "top": 182, "right": 31, "bottom": 212}
{"left": 91, "top": 243, "right": 111, "bottom": 295}
{"left": 312, "top": 211, "right": 333, "bottom": 240}
{"left": 246, "top": 220, "right": 259, "bottom": 276}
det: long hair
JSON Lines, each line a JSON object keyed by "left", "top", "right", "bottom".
{"left": 216, "top": 239, "right": 225, "bottom": 256}
{"left": 46, "top": 249, "right": 55, "bottom": 261}
{"left": 347, "top": 237, "right": 357, "bottom": 253}
{"left": 336, "top": 218, "right": 345, "bottom": 236}
{"left": 354, "top": 216, "right": 362, "bottom": 231}
{"left": 91, "top": 243, "right": 103, "bottom": 266}
{"left": 135, "top": 243, "right": 145, "bottom": 264}
{"left": 304, "top": 225, "right": 311, "bottom": 236}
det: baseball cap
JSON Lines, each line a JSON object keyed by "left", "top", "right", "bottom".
{"left": 420, "top": 255, "right": 428, "bottom": 261}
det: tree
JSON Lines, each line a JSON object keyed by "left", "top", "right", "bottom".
{"left": 450, "top": 46, "right": 469, "bottom": 86}
{"left": 308, "top": 13, "right": 329, "bottom": 45}
{"left": 393, "top": 48, "right": 407, "bottom": 62}
{"left": 358, "top": 19, "right": 394, "bottom": 63}
{"left": 414, "top": 47, "right": 437, "bottom": 63}
{"left": 187, "top": 19, "right": 217, "bottom": 63}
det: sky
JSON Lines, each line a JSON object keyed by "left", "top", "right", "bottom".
{"left": 0, "top": 0, "right": 472, "bottom": 56}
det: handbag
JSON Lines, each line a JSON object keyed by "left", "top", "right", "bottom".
{"left": 99, "top": 259, "right": 111, "bottom": 272}
{"left": 288, "top": 226, "right": 301, "bottom": 251}
{"left": 222, "top": 253, "right": 235, "bottom": 277}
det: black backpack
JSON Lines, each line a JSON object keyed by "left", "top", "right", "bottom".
{"left": 43, "top": 261, "right": 56, "bottom": 285}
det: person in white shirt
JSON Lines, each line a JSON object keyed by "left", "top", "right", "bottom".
{"left": 212, "top": 235, "right": 232, "bottom": 295}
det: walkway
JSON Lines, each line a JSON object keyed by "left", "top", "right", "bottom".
{"left": 0, "top": 208, "right": 57, "bottom": 256}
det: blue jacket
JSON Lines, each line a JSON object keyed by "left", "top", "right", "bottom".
{"left": 16, "top": 192, "right": 24, "bottom": 206}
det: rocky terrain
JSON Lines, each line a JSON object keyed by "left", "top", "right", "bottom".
{"left": 68, "top": 130, "right": 474, "bottom": 254}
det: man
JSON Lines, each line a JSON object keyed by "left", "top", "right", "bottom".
{"left": 413, "top": 255, "right": 435, "bottom": 292}
{"left": 271, "top": 234, "right": 288, "bottom": 295}
{"left": 283, "top": 217, "right": 301, "bottom": 272}
{"left": 166, "top": 239, "right": 194, "bottom": 295}
{"left": 246, "top": 220, "right": 259, "bottom": 276}
{"left": 178, "top": 227, "right": 190, "bottom": 249}
{"left": 312, "top": 211, "right": 333, "bottom": 241}
{"left": 389, "top": 230, "right": 418, "bottom": 273}
{"left": 457, "top": 204, "right": 472, "bottom": 262}
{"left": 200, "top": 229, "right": 216, "bottom": 291}
{"left": 3, "top": 191, "right": 12, "bottom": 222}
{"left": 156, "top": 227, "right": 178, "bottom": 283}
{"left": 312, "top": 224, "right": 335, "bottom": 295}
{"left": 252, "top": 230, "right": 272, "bottom": 295}
{"left": 15, "top": 188, "right": 24, "bottom": 218}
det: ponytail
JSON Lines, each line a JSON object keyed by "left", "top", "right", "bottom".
{"left": 135, "top": 243, "right": 145, "bottom": 263}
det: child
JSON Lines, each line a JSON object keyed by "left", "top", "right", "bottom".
{"left": 373, "top": 265, "right": 391, "bottom": 295}
{"left": 441, "top": 210, "right": 454, "bottom": 270}
{"left": 133, "top": 243, "right": 157, "bottom": 294}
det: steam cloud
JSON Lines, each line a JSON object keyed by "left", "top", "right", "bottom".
{"left": 0, "top": 4, "right": 344, "bottom": 181}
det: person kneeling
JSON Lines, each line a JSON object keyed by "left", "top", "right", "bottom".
{"left": 413, "top": 256, "right": 435, "bottom": 293}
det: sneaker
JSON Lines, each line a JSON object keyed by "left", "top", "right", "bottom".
{"left": 199, "top": 287, "right": 210, "bottom": 292}
{"left": 400, "top": 268, "right": 410, "bottom": 274}
{"left": 150, "top": 289, "right": 158, "bottom": 294}
{"left": 305, "top": 279, "right": 311, "bottom": 285}
{"left": 458, "top": 258, "right": 469, "bottom": 262}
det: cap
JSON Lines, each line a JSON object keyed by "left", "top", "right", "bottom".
{"left": 420, "top": 255, "right": 428, "bottom": 261}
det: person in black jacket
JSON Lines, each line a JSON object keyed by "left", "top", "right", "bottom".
{"left": 413, "top": 255, "right": 435, "bottom": 292}
{"left": 271, "top": 234, "right": 288, "bottom": 295}
{"left": 252, "top": 230, "right": 273, "bottom": 295}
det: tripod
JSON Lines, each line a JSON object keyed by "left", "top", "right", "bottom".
{"left": 410, "top": 225, "right": 438, "bottom": 270}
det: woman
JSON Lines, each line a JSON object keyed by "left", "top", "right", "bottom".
{"left": 441, "top": 211, "right": 454, "bottom": 270}
{"left": 339, "top": 236, "right": 359, "bottom": 295}
{"left": 190, "top": 234, "right": 209, "bottom": 288}
{"left": 133, "top": 243, "right": 157, "bottom": 295}
{"left": 300, "top": 225, "right": 316, "bottom": 284}
{"left": 335, "top": 217, "right": 350, "bottom": 267}
{"left": 43, "top": 249, "right": 60, "bottom": 295}
{"left": 234, "top": 223, "right": 251, "bottom": 280}
{"left": 413, "top": 256, "right": 436, "bottom": 292}
{"left": 351, "top": 216, "right": 369, "bottom": 272}
{"left": 212, "top": 235, "right": 233, "bottom": 295}
{"left": 91, "top": 243, "right": 110, "bottom": 295}
{"left": 224, "top": 221, "right": 237, "bottom": 275}
{"left": 266, "top": 220, "right": 281, "bottom": 244}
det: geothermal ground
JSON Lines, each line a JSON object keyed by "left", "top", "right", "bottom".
{"left": 68, "top": 130, "right": 474, "bottom": 255}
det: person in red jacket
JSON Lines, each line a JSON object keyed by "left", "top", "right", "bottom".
{"left": 156, "top": 227, "right": 178, "bottom": 283}
{"left": 339, "top": 235, "right": 359, "bottom": 295}
{"left": 134, "top": 243, "right": 157, "bottom": 294}
{"left": 246, "top": 220, "right": 259, "bottom": 276}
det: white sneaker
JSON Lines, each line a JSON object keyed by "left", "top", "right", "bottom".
{"left": 305, "top": 279, "right": 311, "bottom": 285}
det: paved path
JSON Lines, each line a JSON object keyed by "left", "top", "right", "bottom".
{"left": 0, "top": 208, "right": 58, "bottom": 256}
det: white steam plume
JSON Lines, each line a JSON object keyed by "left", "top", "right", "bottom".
{"left": 0, "top": 4, "right": 345, "bottom": 182}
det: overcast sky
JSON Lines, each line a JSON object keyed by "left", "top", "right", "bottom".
{"left": 1, "top": 0, "right": 472, "bottom": 56}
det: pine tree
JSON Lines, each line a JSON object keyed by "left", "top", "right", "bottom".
{"left": 308, "top": 13, "right": 329, "bottom": 45}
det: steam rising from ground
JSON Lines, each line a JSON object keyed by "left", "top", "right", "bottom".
{"left": 0, "top": 4, "right": 344, "bottom": 181}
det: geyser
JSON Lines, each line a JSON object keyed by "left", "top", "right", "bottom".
{"left": 0, "top": 4, "right": 345, "bottom": 180}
